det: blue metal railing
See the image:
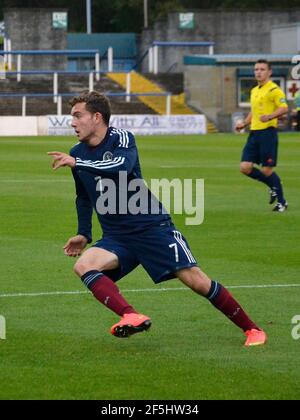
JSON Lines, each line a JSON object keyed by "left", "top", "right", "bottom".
{"left": 0, "top": 92, "right": 171, "bottom": 98}
{"left": 4, "top": 70, "right": 101, "bottom": 76}
{"left": 1, "top": 49, "right": 99, "bottom": 56}
{"left": 1, "top": 49, "right": 101, "bottom": 82}
{"left": 0, "top": 91, "right": 173, "bottom": 117}
{"left": 152, "top": 41, "right": 215, "bottom": 47}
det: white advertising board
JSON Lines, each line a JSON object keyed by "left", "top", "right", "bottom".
{"left": 47, "top": 114, "right": 207, "bottom": 136}
{"left": 0, "top": 117, "right": 39, "bottom": 136}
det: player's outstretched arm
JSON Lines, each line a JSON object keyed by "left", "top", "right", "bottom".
{"left": 63, "top": 235, "right": 88, "bottom": 257}
{"left": 48, "top": 151, "right": 76, "bottom": 170}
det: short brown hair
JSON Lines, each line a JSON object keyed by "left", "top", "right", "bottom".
{"left": 69, "top": 91, "right": 111, "bottom": 126}
{"left": 255, "top": 59, "right": 272, "bottom": 70}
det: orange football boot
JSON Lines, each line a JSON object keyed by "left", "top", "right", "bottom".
{"left": 244, "top": 329, "right": 267, "bottom": 347}
{"left": 111, "top": 313, "right": 152, "bottom": 338}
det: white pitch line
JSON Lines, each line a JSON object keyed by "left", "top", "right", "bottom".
{"left": 0, "top": 283, "right": 300, "bottom": 298}
{"left": 0, "top": 290, "right": 88, "bottom": 298}
{"left": 0, "top": 179, "right": 70, "bottom": 183}
{"left": 160, "top": 164, "right": 233, "bottom": 169}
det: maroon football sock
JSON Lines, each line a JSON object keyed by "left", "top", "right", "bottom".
{"left": 210, "top": 285, "right": 259, "bottom": 332}
{"left": 89, "top": 274, "right": 137, "bottom": 316}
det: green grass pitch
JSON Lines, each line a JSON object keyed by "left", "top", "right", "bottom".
{"left": 0, "top": 133, "right": 299, "bottom": 400}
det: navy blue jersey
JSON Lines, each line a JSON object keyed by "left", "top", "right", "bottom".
{"left": 70, "top": 127, "right": 170, "bottom": 241}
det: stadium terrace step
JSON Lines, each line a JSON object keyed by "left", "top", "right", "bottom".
{"left": 107, "top": 71, "right": 218, "bottom": 132}
{"left": 107, "top": 71, "right": 196, "bottom": 115}
{"left": 0, "top": 72, "right": 219, "bottom": 132}
{"left": 0, "top": 74, "right": 155, "bottom": 116}
{"left": 206, "top": 121, "right": 219, "bottom": 133}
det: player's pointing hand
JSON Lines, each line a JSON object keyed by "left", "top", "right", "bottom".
{"left": 48, "top": 151, "right": 76, "bottom": 170}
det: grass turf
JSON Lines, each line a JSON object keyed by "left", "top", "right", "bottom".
{"left": 0, "top": 133, "right": 299, "bottom": 400}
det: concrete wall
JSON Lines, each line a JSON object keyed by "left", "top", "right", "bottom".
{"left": 4, "top": 8, "right": 68, "bottom": 71}
{"left": 272, "top": 24, "right": 300, "bottom": 54}
{"left": 185, "top": 66, "right": 221, "bottom": 122}
{"left": 141, "top": 10, "right": 300, "bottom": 72}
{"left": 185, "top": 65, "right": 238, "bottom": 125}
{"left": 184, "top": 62, "right": 293, "bottom": 131}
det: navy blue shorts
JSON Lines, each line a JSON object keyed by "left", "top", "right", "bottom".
{"left": 241, "top": 127, "right": 278, "bottom": 167}
{"left": 92, "top": 222, "right": 198, "bottom": 284}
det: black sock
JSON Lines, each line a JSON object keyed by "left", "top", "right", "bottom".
{"left": 246, "top": 168, "right": 272, "bottom": 188}
{"left": 206, "top": 280, "right": 221, "bottom": 301}
{"left": 266, "top": 172, "right": 285, "bottom": 204}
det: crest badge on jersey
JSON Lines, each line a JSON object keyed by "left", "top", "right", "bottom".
{"left": 103, "top": 151, "right": 113, "bottom": 161}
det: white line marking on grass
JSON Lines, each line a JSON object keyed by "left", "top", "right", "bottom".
{"left": 0, "top": 179, "right": 70, "bottom": 183}
{"left": 0, "top": 290, "right": 88, "bottom": 298}
{"left": 160, "top": 165, "right": 234, "bottom": 168}
{"left": 0, "top": 284, "right": 300, "bottom": 298}
{"left": 159, "top": 163, "right": 300, "bottom": 169}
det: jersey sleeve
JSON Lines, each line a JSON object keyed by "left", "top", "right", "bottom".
{"left": 74, "top": 130, "right": 137, "bottom": 175}
{"left": 271, "top": 87, "right": 288, "bottom": 109}
{"left": 71, "top": 169, "right": 93, "bottom": 243}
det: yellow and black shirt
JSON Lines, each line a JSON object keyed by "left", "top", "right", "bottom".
{"left": 250, "top": 80, "right": 288, "bottom": 130}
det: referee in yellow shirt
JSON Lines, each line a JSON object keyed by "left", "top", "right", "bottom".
{"left": 236, "top": 59, "right": 288, "bottom": 212}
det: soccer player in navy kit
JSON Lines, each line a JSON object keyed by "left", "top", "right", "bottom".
{"left": 48, "top": 91, "right": 267, "bottom": 347}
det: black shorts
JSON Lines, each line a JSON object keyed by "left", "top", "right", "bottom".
{"left": 92, "top": 222, "right": 198, "bottom": 284}
{"left": 241, "top": 127, "right": 278, "bottom": 167}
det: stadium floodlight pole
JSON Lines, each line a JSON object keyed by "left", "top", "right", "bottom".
{"left": 144, "top": 0, "right": 148, "bottom": 29}
{"left": 86, "top": 0, "right": 92, "bottom": 34}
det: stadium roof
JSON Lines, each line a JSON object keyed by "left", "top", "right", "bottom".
{"left": 184, "top": 54, "right": 294, "bottom": 66}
